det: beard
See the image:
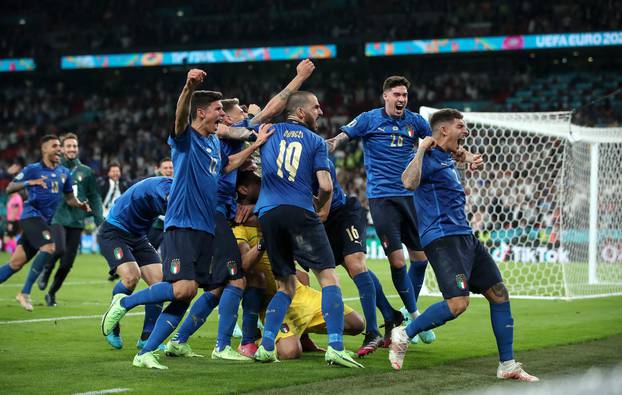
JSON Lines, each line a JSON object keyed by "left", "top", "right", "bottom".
{"left": 303, "top": 112, "right": 317, "bottom": 131}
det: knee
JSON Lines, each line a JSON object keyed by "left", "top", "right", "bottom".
{"left": 40, "top": 243, "right": 55, "bottom": 255}
{"left": 447, "top": 296, "right": 469, "bottom": 317}
{"left": 344, "top": 254, "right": 366, "bottom": 278}
{"left": 247, "top": 271, "right": 266, "bottom": 289}
{"left": 173, "top": 282, "right": 198, "bottom": 301}
{"left": 277, "top": 340, "right": 302, "bottom": 360}
{"left": 388, "top": 251, "right": 406, "bottom": 268}
{"left": 485, "top": 282, "right": 510, "bottom": 304}
{"left": 411, "top": 250, "right": 427, "bottom": 261}
{"left": 121, "top": 273, "right": 141, "bottom": 290}
{"left": 229, "top": 277, "right": 246, "bottom": 290}
{"left": 315, "top": 268, "right": 339, "bottom": 288}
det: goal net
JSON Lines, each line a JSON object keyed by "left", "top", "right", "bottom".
{"left": 418, "top": 106, "right": 622, "bottom": 299}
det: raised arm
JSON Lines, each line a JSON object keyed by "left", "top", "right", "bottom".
{"left": 174, "top": 69, "right": 206, "bottom": 136}
{"left": 402, "top": 137, "right": 436, "bottom": 191}
{"left": 222, "top": 124, "right": 274, "bottom": 174}
{"left": 250, "top": 59, "right": 316, "bottom": 126}
{"left": 6, "top": 176, "right": 47, "bottom": 194}
{"left": 325, "top": 132, "right": 349, "bottom": 153}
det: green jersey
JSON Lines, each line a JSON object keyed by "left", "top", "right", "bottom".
{"left": 52, "top": 157, "right": 104, "bottom": 229}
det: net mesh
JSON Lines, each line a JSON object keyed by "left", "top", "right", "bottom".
{"left": 418, "top": 107, "right": 622, "bottom": 299}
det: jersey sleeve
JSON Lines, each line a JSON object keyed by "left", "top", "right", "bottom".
{"left": 420, "top": 152, "right": 436, "bottom": 183}
{"left": 313, "top": 139, "right": 330, "bottom": 173}
{"left": 340, "top": 112, "right": 370, "bottom": 139}
{"left": 12, "top": 164, "right": 36, "bottom": 182}
{"left": 232, "top": 225, "right": 250, "bottom": 245}
{"left": 220, "top": 142, "right": 230, "bottom": 171}
{"left": 168, "top": 124, "right": 192, "bottom": 151}
{"left": 415, "top": 113, "right": 433, "bottom": 138}
{"left": 85, "top": 169, "right": 105, "bottom": 226}
{"left": 62, "top": 170, "right": 73, "bottom": 193}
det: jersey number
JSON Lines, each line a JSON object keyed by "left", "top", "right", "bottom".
{"left": 276, "top": 140, "right": 302, "bottom": 182}
{"left": 209, "top": 157, "right": 218, "bottom": 175}
{"left": 345, "top": 225, "right": 360, "bottom": 242}
{"left": 390, "top": 134, "right": 403, "bottom": 147}
{"left": 51, "top": 181, "right": 59, "bottom": 193}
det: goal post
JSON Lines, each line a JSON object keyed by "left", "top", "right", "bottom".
{"left": 418, "top": 106, "right": 622, "bottom": 299}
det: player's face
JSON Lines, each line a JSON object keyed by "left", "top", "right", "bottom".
{"left": 42, "top": 139, "right": 62, "bottom": 165}
{"left": 159, "top": 160, "right": 174, "bottom": 177}
{"left": 62, "top": 138, "right": 79, "bottom": 160}
{"left": 198, "top": 101, "right": 226, "bottom": 132}
{"left": 446, "top": 118, "right": 469, "bottom": 153}
{"left": 302, "top": 95, "right": 323, "bottom": 132}
{"left": 108, "top": 166, "right": 121, "bottom": 181}
{"left": 224, "top": 105, "right": 245, "bottom": 126}
{"left": 383, "top": 85, "right": 408, "bottom": 117}
{"left": 238, "top": 176, "right": 261, "bottom": 203}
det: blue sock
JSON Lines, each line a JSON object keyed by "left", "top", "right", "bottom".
{"left": 368, "top": 270, "right": 395, "bottom": 322}
{"left": 490, "top": 301, "right": 514, "bottom": 362}
{"left": 141, "top": 303, "right": 163, "bottom": 340}
{"left": 353, "top": 272, "right": 379, "bottom": 335}
{"left": 391, "top": 265, "right": 417, "bottom": 314}
{"left": 0, "top": 263, "right": 18, "bottom": 283}
{"left": 112, "top": 281, "right": 133, "bottom": 296}
{"left": 408, "top": 260, "right": 428, "bottom": 301}
{"left": 139, "top": 300, "right": 189, "bottom": 355}
{"left": 322, "top": 285, "right": 344, "bottom": 351}
{"left": 120, "top": 282, "right": 174, "bottom": 310}
{"left": 174, "top": 292, "right": 219, "bottom": 343}
{"left": 241, "top": 287, "right": 264, "bottom": 345}
{"left": 21, "top": 252, "right": 52, "bottom": 294}
{"left": 261, "top": 291, "right": 292, "bottom": 352}
{"left": 216, "top": 285, "right": 244, "bottom": 351}
{"left": 405, "top": 300, "right": 455, "bottom": 338}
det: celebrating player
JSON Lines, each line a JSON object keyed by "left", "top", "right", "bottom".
{"left": 0, "top": 135, "right": 90, "bottom": 311}
{"left": 99, "top": 176, "right": 172, "bottom": 350}
{"left": 251, "top": 91, "right": 362, "bottom": 368}
{"left": 326, "top": 76, "right": 435, "bottom": 344}
{"left": 101, "top": 69, "right": 271, "bottom": 369}
{"left": 389, "top": 109, "right": 538, "bottom": 382}
{"left": 37, "top": 133, "right": 104, "bottom": 306}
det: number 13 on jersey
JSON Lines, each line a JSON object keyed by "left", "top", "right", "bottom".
{"left": 276, "top": 140, "right": 302, "bottom": 182}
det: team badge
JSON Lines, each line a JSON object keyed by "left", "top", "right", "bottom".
{"left": 42, "top": 230, "right": 51, "bottom": 241}
{"left": 381, "top": 236, "right": 389, "bottom": 249}
{"left": 227, "top": 260, "right": 238, "bottom": 276}
{"left": 113, "top": 247, "right": 124, "bottom": 260}
{"left": 170, "top": 258, "right": 181, "bottom": 275}
{"left": 407, "top": 125, "right": 415, "bottom": 138}
{"left": 77, "top": 173, "right": 83, "bottom": 182}
{"left": 61, "top": 174, "right": 66, "bottom": 183}
{"left": 280, "top": 323, "right": 290, "bottom": 334}
{"left": 455, "top": 274, "right": 467, "bottom": 290}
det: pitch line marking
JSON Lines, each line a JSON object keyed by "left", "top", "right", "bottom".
{"left": 73, "top": 388, "right": 131, "bottom": 395}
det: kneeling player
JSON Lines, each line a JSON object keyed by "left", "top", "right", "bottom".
{"left": 99, "top": 176, "right": 171, "bottom": 349}
{"left": 390, "top": 109, "right": 538, "bottom": 382}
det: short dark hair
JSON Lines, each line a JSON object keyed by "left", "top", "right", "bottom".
{"left": 285, "top": 91, "right": 314, "bottom": 117}
{"left": 221, "top": 98, "right": 240, "bottom": 113}
{"left": 40, "top": 134, "right": 59, "bottom": 146}
{"left": 107, "top": 160, "right": 121, "bottom": 171}
{"left": 61, "top": 132, "right": 78, "bottom": 145}
{"left": 190, "top": 90, "right": 223, "bottom": 120}
{"left": 429, "top": 108, "right": 464, "bottom": 130}
{"left": 236, "top": 170, "right": 260, "bottom": 189}
{"left": 383, "top": 76, "right": 411, "bottom": 92}
{"left": 159, "top": 157, "right": 172, "bottom": 166}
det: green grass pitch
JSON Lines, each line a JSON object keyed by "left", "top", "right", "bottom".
{"left": 0, "top": 252, "right": 621, "bottom": 394}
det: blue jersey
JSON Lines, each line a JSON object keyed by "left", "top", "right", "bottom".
{"left": 255, "top": 121, "right": 330, "bottom": 216}
{"left": 314, "top": 160, "right": 347, "bottom": 212}
{"left": 216, "top": 138, "right": 244, "bottom": 220}
{"left": 341, "top": 108, "right": 432, "bottom": 199}
{"left": 414, "top": 148, "right": 472, "bottom": 247}
{"left": 14, "top": 161, "right": 73, "bottom": 223}
{"left": 165, "top": 125, "right": 222, "bottom": 234}
{"left": 107, "top": 177, "right": 172, "bottom": 236}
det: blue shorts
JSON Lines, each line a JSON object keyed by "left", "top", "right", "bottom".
{"left": 98, "top": 222, "right": 161, "bottom": 275}
{"left": 324, "top": 197, "right": 367, "bottom": 265}
{"left": 369, "top": 196, "right": 422, "bottom": 254}
{"left": 259, "top": 205, "right": 335, "bottom": 279}
{"left": 18, "top": 216, "right": 54, "bottom": 261}
{"left": 206, "top": 212, "right": 244, "bottom": 290}
{"left": 161, "top": 227, "right": 214, "bottom": 288}
{"left": 424, "top": 234, "right": 503, "bottom": 299}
